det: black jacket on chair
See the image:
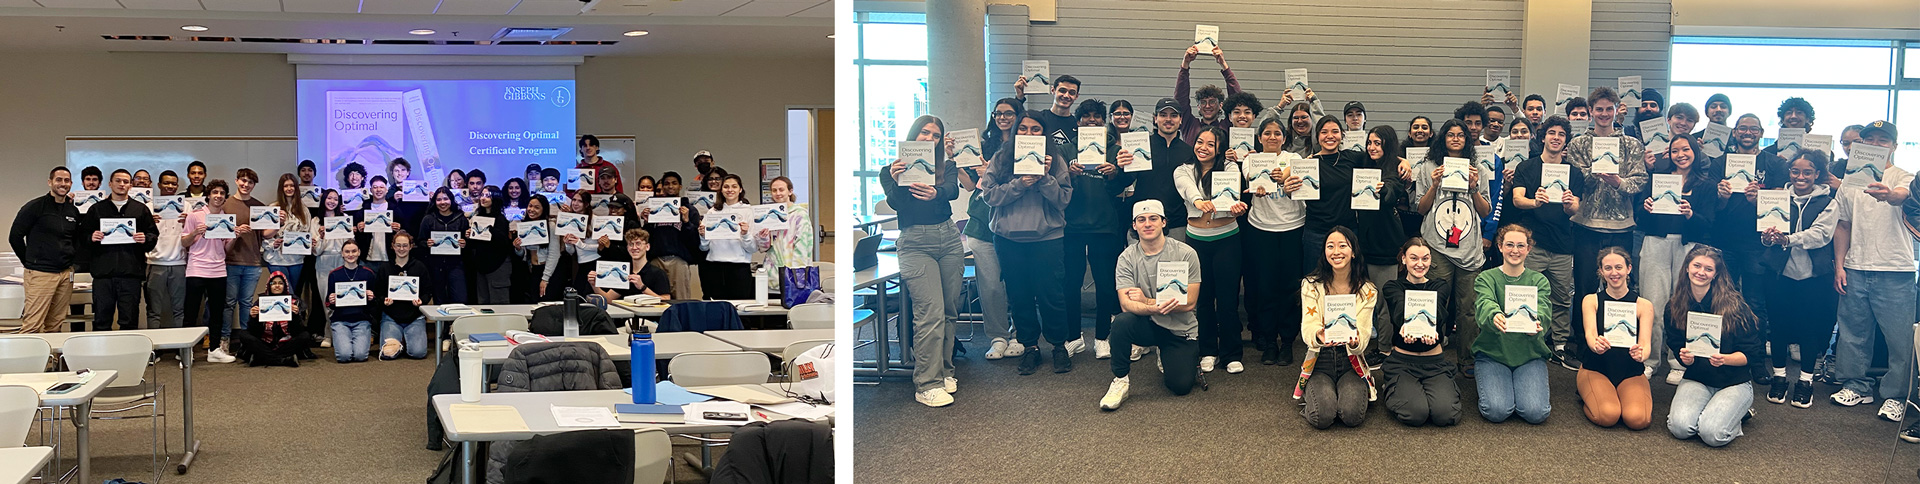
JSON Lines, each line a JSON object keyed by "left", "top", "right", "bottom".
{"left": 503, "top": 429, "right": 634, "bottom": 484}
{"left": 712, "top": 419, "right": 834, "bottom": 484}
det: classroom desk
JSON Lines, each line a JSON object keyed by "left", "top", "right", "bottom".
{"left": 851, "top": 214, "right": 896, "bottom": 234}
{"left": 26, "top": 327, "right": 208, "bottom": 474}
{"left": 0, "top": 447, "right": 53, "bottom": 484}
{"left": 474, "top": 332, "right": 740, "bottom": 365}
{"left": 432, "top": 384, "right": 829, "bottom": 484}
{"left": 852, "top": 253, "right": 909, "bottom": 378}
{"left": 706, "top": 329, "right": 835, "bottom": 354}
{"left": 616, "top": 300, "right": 791, "bottom": 318}
{"left": 0, "top": 370, "right": 118, "bottom": 484}
{"left": 420, "top": 304, "right": 641, "bottom": 362}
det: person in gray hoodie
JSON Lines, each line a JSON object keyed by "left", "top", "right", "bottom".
{"left": 983, "top": 110, "right": 1075, "bottom": 376}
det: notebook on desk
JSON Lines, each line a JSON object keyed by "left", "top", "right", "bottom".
{"left": 614, "top": 404, "right": 686, "bottom": 424}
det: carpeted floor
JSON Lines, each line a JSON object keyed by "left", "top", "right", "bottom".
{"left": 856, "top": 335, "right": 1920, "bottom": 483}
{"left": 24, "top": 345, "right": 723, "bottom": 483}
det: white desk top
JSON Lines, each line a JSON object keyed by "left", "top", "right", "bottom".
{"left": 615, "top": 300, "right": 790, "bottom": 318}
{"left": 852, "top": 253, "right": 899, "bottom": 289}
{"left": 477, "top": 332, "right": 741, "bottom": 365}
{"left": 420, "top": 304, "right": 638, "bottom": 322}
{"left": 19, "top": 327, "right": 208, "bottom": 351}
{"left": 432, "top": 384, "right": 824, "bottom": 442}
{"left": 0, "top": 369, "right": 119, "bottom": 407}
{"left": 0, "top": 447, "right": 53, "bottom": 484}
{"left": 704, "top": 329, "right": 835, "bottom": 354}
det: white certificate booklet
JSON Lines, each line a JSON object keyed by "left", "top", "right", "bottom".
{"left": 1228, "top": 127, "right": 1254, "bottom": 161}
{"left": 516, "top": 221, "right": 550, "bottom": 247}
{"left": 703, "top": 211, "right": 743, "bottom": 239}
{"left": 1555, "top": 83, "right": 1582, "bottom": 111}
{"left": 399, "top": 181, "right": 431, "bottom": 202}
{"left": 646, "top": 198, "right": 683, "bottom": 224}
{"left": 1351, "top": 168, "right": 1381, "bottom": 211}
{"left": 1602, "top": 300, "right": 1638, "bottom": 348}
{"left": 1700, "top": 123, "right": 1731, "bottom": 158}
{"left": 469, "top": 216, "right": 495, "bottom": 241}
{"left": 1590, "top": 136, "right": 1621, "bottom": 175}
{"left": 1541, "top": 163, "right": 1571, "bottom": 203}
{"left": 595, "top": 261, "right": 631, "bottom": 289}
{"left": 1406, "top": 147, "right": 1429, "bottom": 164}
{"left": 1503, "top": 138, "right": 1530, "bottom": 161}
{"left": 1403, "top": 290, "right": 1439, "bottom": 339}
{"left": 1013, "top": 135, "right": 1047, "bottom": 176}
{"left": 1649, "top": 174, "right": 1684, "bottom": 215}
{"left": 388, "top": 276, "right": 420, "bottom": 301}
{"left": 301, "top": 185, "right": 322, "bottom": 206}
{"left": 950, "top": 128, "right": 984, "bottom": 168}
{"left": 129, "top": 187, "right": 152, "bottom": 206}
{"left": 1323, "top": 294, "right": 1359, "bottom": 344}
{"left": 1685, "top": 312, "right": 1723, "bottom": 356}
{"left": 1756, "top": 189, "right": 1789, "bottom": 233}
{"left": 71, "top": 190, "right": 104, "bottom": 212}
{"left": 1724, "top": 154, "right": 1757, "bottom": 193}
{"left": 554, "top": 212, "right": 589, "bottom": 239}
{"left": 282, "top": 231, "right": 313, "bottom": 256}
{"left": 752, "top": 203, "right": 791, "bottom": 232}
{"left": 259, "top": 295, "right": 293, "bottom": 322}
{"left": 1155, "top": 261, "right": 1188, "bottom": 305}
{"left": 323, "top": 216, "right": 354, "bottom": 240}
{"left": 334, "top": 281, "right": 367, "bottom": 307}
{"left": 1618, "top": 76, "right": 1643, "bottom": 109}
{"left": 1120, "top": 132, "right": 1153, "bottom": 173}
{"left": 1503, "top": 285, "right": 1539, "bottom": 333}
{"left": 1079, "top": 126, "right": 1109, "bottom": 166}
{"left": 1486, "top": 69, "right": 1511, "bottom": 99}
{"left": 364, "top": 210, "right": 394, "bottom": 233}
{"left": 205, "top": 214, "right": 237, "bottom": 239}
{"left": 1209, "top": 169, "right": 1239, "bottom": 219}
{"left": 100, "top": 218, "right": 137, "bottom": 245}
{"left": 1639, "top": 117, "right": 1670, "bottom": 154}
{"left": 1243, "top": 153, "right": 1279, "bottom": 194}
{"left": 153, "top": 196, "right": 186, "bottom": 220}
{"left": 1021, "top": 60, "right": 1051, "bottom": 95}
{"left": 895, "top": 141, "right": 937, "bottom": 186}
{"left": 339, "top": 188, "right": 365, "bottom": 211}
{"left": 591, "top": 215, "right": 624, "bottom": 242}
{"left": 1341, "top": 130, "right": 1364, "bottom": 152}
{"left": 1802, "top": 134, "right": 1833, "bottom": 159}
{"left": 428, "top": 231, "right": 461, "bottom": 255}
{"left": 1843, "top": 143, "right": 1891, "bottom": 189}
{"left": 1775, "top": 128, "right": 1805, "bottom": 161}
{"left": 568, "top": 169, "right": 594, "bottom": 191}
{"left": 686, "top": 191, "right": 718, "bottom": 214}
{"left": 1290, "top": 162, "right": 1321, "bottom": 201}
{"left": 1193, "top": 24, "right": 1219, "bottom": 51}
{"left": 1441, "top": 157, "right": 1472, "bottom": 192}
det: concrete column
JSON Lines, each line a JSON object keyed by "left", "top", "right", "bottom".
{"left": 1522, "top": 0, "right": 1592, "bottom": 100}
{"left": 927, "top": 0, "right": 987, "bottom": 133}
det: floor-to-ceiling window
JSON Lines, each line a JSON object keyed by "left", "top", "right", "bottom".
{"left": 1670, "top": 37, "right": 1916, "bottom": 170}
{"left": 852, "top": 12, "right": 929, "bottom": 221}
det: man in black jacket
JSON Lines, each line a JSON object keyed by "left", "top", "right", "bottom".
{"left": 84, "top": 169, "right": 160, "bottom": 331}
{"left": 10, "top": 167, "right": 82, "bottom": 334}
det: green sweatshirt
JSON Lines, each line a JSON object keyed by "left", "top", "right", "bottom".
{"left": 1472, "top": 267, "right": 1554, "bottom": 368}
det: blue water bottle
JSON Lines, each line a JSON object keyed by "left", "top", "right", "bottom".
{"left": 631, "top": 330, "right": 656, "bottom": 404}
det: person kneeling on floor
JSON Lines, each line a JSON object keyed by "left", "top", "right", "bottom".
{"left": 1101, "top": 201, "right": 1203, "bottom": 411}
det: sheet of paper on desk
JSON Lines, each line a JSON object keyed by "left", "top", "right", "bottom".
{"left": 551, "top": 405, "right": 621, "bottom": 428}
{"left": 447, "top": 404, "right": 531, "bottom": 434}
{"left": 758, "top": 401, "right": 834, "bottom": 420}
{"left": 685, "top": 384, "right": 795, "bottom": 405}
{"left": 624, "top": 380, "right": 716, "bottom": 405}
{"left": 0, "top": 373, "right": 67, "bottom": 393}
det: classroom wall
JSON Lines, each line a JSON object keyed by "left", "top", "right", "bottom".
{"left": 1672, "top": 0, "right": 1920, "bottom": 31}
{"left": 1589, "top": 0, "right": 1672, "bottom": 103}
{"left": 0, "top": 51, "right": 831, "bottom": 238}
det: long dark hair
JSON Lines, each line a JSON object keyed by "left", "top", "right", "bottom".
{"left": 1665, "top": 244, "right": 1756, "bottom": 333}
{"left": 1366, "top": 125, "right": 1399, "bottom": 166}
{"left": 1653, "top": 133, "right": 1714, "bottom": 191}
{"left": 1187, "top": 126, "right": 1229, "bottom": 198}
{"left": 1305, "top": 226, "right": 1368, "bottom": 293}
{"left": 904, "top": 114, "right": 948, "bottom": 184}
{"left": 524, "top": 195, "right": 552, "bottom": 221}
{"left": 1427, "top": 119, "right": 1477, "bottom": 163}
{"left": 1309, "top": 115, "right": 1343, "bottom": 155}
{"left": 1255, "top": 117, "right": 1290, "bottom": 153}
{"left": 714, "top": 174, "right": 750, "bottom": 212}
{"left": 1403, "top": 115, "right": 1433, "bottom": 150}
{"left": 981, "top": 98, "right": 1023, "bottom": 155}
{"left": 990, "top": 111, "right": 1067, "bottom": 181}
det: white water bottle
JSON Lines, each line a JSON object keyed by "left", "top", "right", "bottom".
{"left": 755, "top": 265, "right": 769, "bottom": 306}
{"left": 458, "top": 342, "right": 483, "bottom": 402}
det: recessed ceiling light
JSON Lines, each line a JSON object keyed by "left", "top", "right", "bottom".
{"left": 181, "top": 25, "right": 208, "bottom": 32}
{"left": 409, "top": 29, "right": 436, "bottom": 35}
{"left": 623, "top": 30, "right": 648, "bottom": 37}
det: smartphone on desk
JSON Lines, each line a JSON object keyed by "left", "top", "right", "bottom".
{"left": 479, "top": 308, "right": 496, "bottom": 314}
{"left": 46, "top": 382, "right": 82, "bottom": 394}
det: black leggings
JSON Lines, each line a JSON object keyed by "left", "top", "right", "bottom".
{"left": 1063, "top": 232, "right": 1124, "bottom": 340}
{"left": 699, "top": 261, "right": 754, "bottom": 300}
{"left": 1187, "top": 231, "right": 1244, "bottom": 362}
{"left": 1109, "top": 313, "right": 1199, "bottom": 395}
{"left": 185, "top": 277, "right": 227, "bottom": 344}
{"left": 1241, "top": 226, "right": 1303, "bottom": 353}
{"left": 1768, "top": 274, "right": 1837, "bottom": 373}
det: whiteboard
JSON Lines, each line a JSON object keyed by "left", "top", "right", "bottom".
{"left": 67, "top": 138, "right": 297, "bottom": 186}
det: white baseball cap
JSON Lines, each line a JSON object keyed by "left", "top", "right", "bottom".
{"left": 694, "top": 150, "right": 712, "bottom": 159}
{"left": 1132, "top": 200, "right": 1164, "bottom": 219}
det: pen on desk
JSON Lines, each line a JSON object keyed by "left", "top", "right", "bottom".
{"left": 754, "top": 410, "right": 770, "bottom": 421}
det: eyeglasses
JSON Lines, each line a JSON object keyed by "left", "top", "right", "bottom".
{"left": 1198, "top": 99, "right": 1223, "bottom": 106}
{"left": 1501, "top": 242, "right": 1529, "bottom": 249}
{"left": 1733, "top": 126, "right": 1762, "bottom": 133}
{"left": 1111, "top": 111, "right": 1133, "bottom": 118}
{"left": 992, "top": 111, "right": 1018, "bottom": 117}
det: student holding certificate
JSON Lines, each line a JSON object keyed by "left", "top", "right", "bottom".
{"left": 1562, "top": 88, "right": 1649, "bottom": 300}
{"left": 514, "top": 196, "right": 570, "bottom": 301}
{"left": 1757, "top": 150, "right": 1838, "bottom": 408}
{"left": 1171, "top": 44, "right": 1240, "bottom": 144}
{"left": 639, "top": 172, "right": 704, "bottom": 300}
{"left": 1100, "top": 201, "right": 1202, "bottom": 410}
{"left": 375, "top": 232, "right": 433, "bottom": 360}
{"left": 1510, "top": 116, "right": 1586, "bottom": 369}
{"left": 1059, "top": 100, "right": 1136, "bottom": 360}
{"left": 1295, "top": 227, "right": 1377, "bottom": 429}
{"left": 1413, "top": 119, "right": 1492, "bottom": 377}
{"left": 233, "top": 271, "right": 311, "bottom": 367}
{"left": 309, "top": 189, "right": 356, "bottom": 346}
{"left": 1637, "top": 134, "right": 1718, "bottom": 383}
{"left": 183, "top": 180, "right": 239, "bottom": 362}
{"left": 752, "top": 177, "right": 816, "bottom": 279}
{"left": 886, "top": 115, "right": 966, "bottom": 406}
{"left": 417, "top": 188, "right": 470, "bottom": 306}
{"left": 263, "top": 174, "right": 315, "bottom": 295}
{"left": 1172, "top": 127, "right": 1244, "bottom": 374}
{"left": 82, "top": 169, "right": 159, "bottom": 332}
{"left": 1354, "top": 126, "right": 1408, "bottom": 364}
{"left": 1294, "top": 116, "right": 1362, "bottom": 266}
{"left": 1376, "top": 237, "right": 1460, "bottom": 427}
{"left": 324, "top": 241, "right": 376, "bottom": 363}
{"left": 1663, "top": 246, "right": 1764, "bottom": 447}
{"left": 984, "top": 111, "right": 1075, "bottom": 377}
{"left": 598, "top": 229, "right": 671, "bottom": 301}
{"left": 1577, "top": 247, "right": 1654, "bottom": 430}
{"left": 467, "top": 187, "right": 517, "bottom": 304}
{"left": 1471, "top": 225, "right": 1553, "bottom": 424}
{"left": 696, "top": 175, "right": 756, "bottom": 300}
{"left": 1822, "top": 120, "right": 1914, "bottom": 418}
{"left": 1243, "top": 116, "right": 1309, "bottom": 366}
{"left": 1277, "top": 103, "right": 1320, "bottom": 156}
{"left": 961, "top": 98, "right": 1023, "bottom": 361}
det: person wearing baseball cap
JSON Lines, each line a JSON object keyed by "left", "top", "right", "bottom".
{"left": 1343, "top": 101, "right": 1366, "bottom": 131}
{"left": 692, "top": 150, "right": 714, "bottom": 178}
{"left": 575, "top": 134, "right": 623, "bottom": 195}
{"left": 1826, "top": 117, "right": 1917, "bottom": 419}
{"left": 1123, "top": 98, "right": 1194, "bottom": 236}
{"left": 1100, "top": 199, "right": 1204, "bottom": 410}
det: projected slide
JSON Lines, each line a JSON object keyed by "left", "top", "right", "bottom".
{"left": 296, "top": 79, "right": 576, "bottom": 189}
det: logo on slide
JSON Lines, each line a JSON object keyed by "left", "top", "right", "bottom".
{"left": 551, "top": 87, "right": 572, "bottom": 107}
{"left": 1848, "top": 163, "right": 1885, "bottom": 182}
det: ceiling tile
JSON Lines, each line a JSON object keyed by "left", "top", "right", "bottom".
{"left": 650, "top": 0, "right": 746, "bottom": 16}
{"left": 722, "top": 0, "right": 818, "bottom": 17}
{"left": 35, "top": 0, "right": 128, "bottom": 8}
{"left": 507, "top": 0, "right": 583, "bottom": 16}
{"left": 281, "top": 0, "right": 359, "bottom": 13}
{"left": 432, "top": 0, "right": 514, "bottom": 15}
{"left": 118, "top": 0, "right": 204, "bottom": 9}
{"left": 197, "top": 0, "right": 281, "bottom": 11}
{"left": 360, "top": 0, "right": 437, "bottom": 14}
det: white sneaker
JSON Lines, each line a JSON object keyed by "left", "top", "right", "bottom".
{"left": 1064, "top": 337, "right": 1087, "bottom": 356}
{"left": 984, "top": 338, "right": 1009, "bottom": 360}
{"left": 1003, "top": 343, "right": 1026, "bottom": 358}
{"left": 1225, "top": 361, "right": 1244, "bottom": 374}
{"left": 1880, "top": 399, "right": 1907, "bottom": 422}
{"left": 207, "top": 347, "right": 236, "bottom": 363}
{"left": 943, "top": 377, "right": 958, "bottom": 394}
{"left": 915, "top": 388, "right": 953, "bottom": 408}
{"left": 1094, "top": 339, "right": 1112, "bottom": 360}
{"left": 320, "top": 338, "right": 333, "bottom": 348}
{"left": 1156, "top": 354, "right": 1164, "bottom": 374}
{"left": 1665, "top": 368, "right": 1685, "bottom": 385}
{"left": 1130, "top": 345, "right": 1149, "bottom": 362}
{"left": 1200, "top": 356, "right": 1217, "bottom": 373}
{"left": 1832, "top": 388, "right": 1875, "bottom": 407}
{"left": 1100, "top": 377, "right": 1130, "bottom": 411}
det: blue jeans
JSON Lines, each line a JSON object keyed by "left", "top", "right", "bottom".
{"left": 330, "top": 320, "right": 371, "bottom": 362}
{"left": 1834, "top": 269, "right": 1919, "bottom": 400}
{"left": 1667, "top": 380, "right": 1752, "bottom": 447}
{"left": 1475, "top": 355, "right": 1551, "bottom": 424}
{"left": 225, "top": 265, "right": 262, "bottom": 339}
{"left": 380, "top": 315, "right": 430, "bottom": 359}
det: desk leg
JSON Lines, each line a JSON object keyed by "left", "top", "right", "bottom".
{"left": 874, "top": 282, "right": 889, "bottom": 374}
{"left": 433, "top": 320, "right": 445, "bottom": 365}
{"left": 176, "top": 347, "right": 201, "bottom": 474}
{"left": 459, "top": 441, "right": 479, "bottom": 484}
{"left": 74, "top": 401, "right": 92, "bottom": 484}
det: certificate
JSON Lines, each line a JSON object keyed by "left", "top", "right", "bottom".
{"left": 469, "top": 216, "right": 495, "bottom": 241}
{"left": 129, "top": 187, "right": 152, "bottom": 206}
{"left": 1724, "top": 154, "right": 1757, "bottom": 193}
{"left": 100, "top": 218, "right": 137, "bottom": 245}
{"left": 71, "top": 190, "right": 104, "bottom": 213}
{"left": 322, "top": 216, "right": 354, "bottom": 240}
{"left": 646, "top": 198, "right": 683, "bottom": 224}
{"left": 1700, "top": 123, "right": 1731, "bottom": 158}
{"left": 428, "top": 231, "right": 461, "bottom": 255}
{"left": 751, "top": 203, "right": 791, "bottom": 233}
{"left": 589, "top": 194, "right": 615, "bottom": 216}
{"left": 388, "top": 276, "right": 420, "bottom": 301}
{"left": 1541, "top": 163, "right": 1572, "bottom": 203}
{"left": 1078, "top": 126, "right": 1108, "bottom": 166}
{"left": 1555, "top": 83, "right": 1582, "bottom": 111}
{"left": 1649, "top": 174, "right": 1684, "bottom": 215}
{"left": 282, "top": 231, "right": 313, "bottom": 256}
{"left": 334, "top": 281, "right": 368, "bottom": 307}
{"left": 300, "top": 185, "right": 322, "bottom": 206}
{"left": 1021, "top": 60, "right": 1050, "bottom": 95}
{"left": 1323, "top": 294, "right": 1359, "bottom": 344}
{"left": 702, "top": 211, "right": 743, "bottom": 239}
{"left": 153, "top": 196, "right": 186, "bottom": 220}
{"left": 1155, "top": 261, "right": 1189, "bottom": 305}
{"left": 1403, "top": 290, "right": 1439, "bottom": 340}
{"left": 364, "top": 210, "right": 394, "bottom": 233}
{"left": 1618, "top": 76, "right": 1642, "bottom": 110}
{"left": 1638, "top": 117, "right": 1670, "bottom": 154}
{"left": 1486, "top": 69, "right": 1511, "bottom": 99}
{"left": 1775, "top": 128, "right": 1805, "bottom": 161}
{"left": 950, "top": 128, "right": 984, "bottom": 168}
{"left": 1341, "top": 130, "right": 1364, "bottom": 152}
{"left": 595, "top": 261, "right": 632, "bottom": 289}
{"left": 1590, "top": 136, "right": 1621, "bottom": 175}
{"left": 1441, "top": 157, "right": 1472, "bottom": 192}
{"left": 1842, "top": 143, "right": 1891, "bottom": 189}
{"left": 1013, "top": 135, "right": 1046, "bottom": 175}
{"left": 339, "top": 188, "right": 365, "bottom": 211}
{"left": 554, "top": 212, "right": 588, "bottom": 239}
{"left": 591, "top": 215, "right": 624, "bottom": 242}
{"left": 895, "top": 141, "right": 938, "bottom": 186}
{"left": 1756, "top": 189, "right": 1790, "bottom": 233}
{"left": 1351, "top": 168, "right": 1381, "bottom": 211}
{"left": 568, "top": 169, "right": 594, "bottom": 191}
{"left": 1290, "top": 162, "right": 1321, "bottom": 201}
{"left": 1685, "top": 312, "right": 1723, "bottom": 356}
{"left": 1227, "top": 127, "right": 1254, "bottom": 161}
{"left": 1503, "top": 285, "right": 1539, "bottom": 333}
{"left": 259, "top": 295, "right": 294, "bottom": 322}
{"left": 398, "top": 181, "right": 431, "bottom": 202}
{"left": 1602, "top": 301, "right": 1638, "bottom": 348}
{"left": 1208, "top": 169, "right": 1239, "bottom": 219}
{"left": 1193, "top": 24, "right": 1219, "bottom": 51}
{"left": 205, "top": 214, "right": 237, "bottom": 239}
{"left": 1120, "top": 132, "right": 1152, "bottom": 173}
{"left": 686, "top": 191, "right": 718, "bottom": 214}
{"left": 515, "top": 221, "right": 550, "bottom": 247}
{"left": 1243, "top": 153, "right": 1279, "bottom": 194}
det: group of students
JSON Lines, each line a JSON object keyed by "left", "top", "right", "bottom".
{"left": 888, "top": 44, "right": 1920, "bottom": 448}
{"left": 9, "top": 136, "right": 817, "bottom": 367}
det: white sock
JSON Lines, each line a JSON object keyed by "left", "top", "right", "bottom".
{"left": 1772, "top": 367, "right": 1786, "bottom": 377}
{"left": 1800, "top": 372, "right": 1815, "bottom": 383}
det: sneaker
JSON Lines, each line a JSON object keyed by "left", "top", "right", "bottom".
{"left": 915, "top": 388, "right": 954, "bottom": 407}
{"left": 1259, "top": 348, "right": 1279, "bottom": 366}
{"left": 1767, "top": 377, "right": 1791, "bottom": 404}
{"left": 1462, "top": 365, "right": 1475, "bottom": 380}
{"left": 953, "top": 340, "right": 968, "bottom": 360}
{"left": 1225, "top": 361, "right": 1244, "bottom": 374}
{"left": 1364, "top": 351, "right": 1386, "bottom": 371}
{"left": 1052, "top": 348, "right": 1073, "bottom": 373}
{"left": 1130, "top": 345, "right": 1149, "bottom": 362}
{"left": 207, "top": 347, "right": 236, "bottom": 363}
{"left": 1790, "top": 380, "right": 1815, "bottom": 408}
{"left": 1880, "top": 400, "right": 1907, "bottom": 422}
{"left": 1004, "top": 343, "right": 1027, "bottom": 358}
{"left": 1100, "top": 377, "right": 1130, "bottom": 411}
{"left": 943, "top": 377, "right": 958, "bottom": 394}
{"left": 1745, "top": 409, "right": 1757, "bottom": 422}
{"left": 320, "top": 338, "right": 333, "bottom": 348}
{"left": 1156, "top": 353, "right": 1164, "bottom": 374}
{"left": 1666, "top": 368, "right": 1685, "bottom": 386}
{"left": 984, "top": 338, "right": 1009, "bottom": 360}
{"left": 1276, "top": 345, "right": 1295, "bottom": 366}
{"left": 1016, "top": 348, "right": 1042, "bottom": 375}
{"left": 1200, "top": 356, "right": 1217, "bottom": 373}
{"left": 1901, "top": 422, "right": 1920, "bottom": 444}
{"left": 1094, "top": 339, "right": 1112, "bottom": 360}
{"left": 1552, "top": 348, "right": 1579, "bottom": 371}
{"left": 1064, "top": 338, "right": 1086, "bottom": 356}
{"left": 1831, "top": 388, "right": 1874, "bottom": 407}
